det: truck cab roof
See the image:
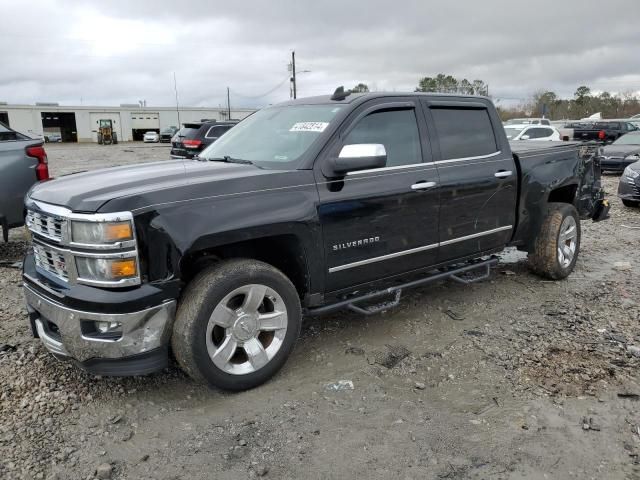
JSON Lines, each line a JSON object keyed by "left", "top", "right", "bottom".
{"left": 279, "top": 91, "right": 491, "bottom": 106}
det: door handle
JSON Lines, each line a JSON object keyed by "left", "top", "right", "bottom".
{"left": 494, "top": 170, "right": 513, "bottom": 178}
{"left": 411, "top": 181, "right": 437, "bottom": 190}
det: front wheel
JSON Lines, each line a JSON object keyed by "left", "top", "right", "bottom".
{"left": 172, "top": 259, "right": 301, "bottom": 391}
{"left": 622, "top": 199, "right": 639, "bottom": 208}
{"left": 528, "top": 203, "right": 581, "bottom": 280}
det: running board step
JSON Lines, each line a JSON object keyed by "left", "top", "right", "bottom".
{"left": 307, "top": 257, "right": 499, "bottom": 317}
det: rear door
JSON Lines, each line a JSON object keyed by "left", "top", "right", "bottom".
{"left": 315, "top": 98, "right": 440, "bottom": 292}
{"left": 421, "top": 99, "right": 517, "bottom": 262}
{"left": 527, "top": 127, "right": 555, "bottom": 141}
{"left": 202, "top": 125, "right": 233, "bottom": 149}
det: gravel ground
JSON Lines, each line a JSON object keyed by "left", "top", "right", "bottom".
{"left": 1, "top": 143, "right": 639, "bottom": 479}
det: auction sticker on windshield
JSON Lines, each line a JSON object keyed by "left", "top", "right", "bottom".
{"left": 289, "top": 122, "right": 329, "bottom": 132}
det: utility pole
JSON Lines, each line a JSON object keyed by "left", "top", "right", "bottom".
{"left": 291, "top": 50, "right": 297, "bottom": 99}
{"left": 173, "top": 72, "right": 181, "bottom": 126}
{"left": 227, "top": 87, "right": 231, "bottom": 120}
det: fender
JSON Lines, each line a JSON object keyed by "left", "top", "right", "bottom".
{"left": 130, "top": 173, "right": 325, "bottom": 296}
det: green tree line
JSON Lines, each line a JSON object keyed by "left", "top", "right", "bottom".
{"left": 350, "top": 76, "right": 640, "bottom": 120}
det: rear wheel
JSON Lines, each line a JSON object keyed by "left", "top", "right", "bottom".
{"left": 622, "top": 199, "right": 639, "bottom": 208}
{"left": 97, "top": 134, "right": 103, "bottom": 145}
{"left": 112, "top": 132, "right": 118, "bottom": 145}
{"left": 172, "top": 259, "right": 301, "bottom": 391}
{"left": 528, "top": 203, "right": 581, "bottom": 280}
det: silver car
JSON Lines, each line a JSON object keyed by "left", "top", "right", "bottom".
{"left": 143, "top": 131, "right": 160, "bottom": 143}
{"left": 0, "top": 122, "right": 50, "bottom": 241}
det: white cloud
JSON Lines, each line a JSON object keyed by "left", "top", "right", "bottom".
{"left": 1, "top": 0, "right": 639, "bottom": 108}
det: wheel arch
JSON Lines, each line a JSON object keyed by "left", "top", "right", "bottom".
{"left": 179, "top": 231, "right": 313, "bottom": 302}
{"left": 547, "top": 183, "right": 578, "bottom": 206}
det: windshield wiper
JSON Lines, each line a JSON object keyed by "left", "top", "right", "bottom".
{"left": 207, "top": 156, "right": 254, "bottom": 165}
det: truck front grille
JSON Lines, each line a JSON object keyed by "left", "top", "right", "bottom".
{"left": 26, "top": 210, "right": 66, "bottom": 243}
{"left": 32, "top": 242, "right": 69, "bottom": 281}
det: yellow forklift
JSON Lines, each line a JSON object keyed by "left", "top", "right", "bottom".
{"left": 97, "top": 119, "right": 118, "bottom": 145}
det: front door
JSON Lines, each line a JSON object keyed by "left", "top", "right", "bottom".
{"left": 421, "top": 99, "right": 517, "bottom": 262}
{"left": 315, "top": 99, "right": 440, "bottom": 293}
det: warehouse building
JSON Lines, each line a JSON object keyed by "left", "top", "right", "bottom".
{"left": 0, "top": 103, "right": 256, "bottom": 142}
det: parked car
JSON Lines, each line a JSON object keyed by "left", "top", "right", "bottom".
{"left": 160, "top": 126, "right": 178, "bottom": 143}
{"left": 22, "top": 92, "right": 608, "bottom": 390}
{"left": 504, "top": 118, "right": 551, "bottom": 126}
{"left": 618, "top": 161, "right": 640, "bottom": 207}
{"left": 598, "top": 131, "right": 640, "bottom": 173}
{"left": 44, "top": 133, "right": 62, "bottom": 143}
{"left": 570, "top": 121, "right": 638, "bottom": 142}
{"left": 170, "top": 121, "right": 237, "bottom": 159}
{"left": 0, "top": 122, "right": 49, "bottom": 241}
{"left": 504, "top": 124, "right": 561, "bottom": 141}
{"left": 143, "top": 131, "right": 160, "bottom": 143}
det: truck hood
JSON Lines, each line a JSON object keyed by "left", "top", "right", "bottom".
{"left": 28, "top": 159, "right": 293, "bottom": 213}
{"left": 601, "top": 144, "right": 640, "bottom": 158}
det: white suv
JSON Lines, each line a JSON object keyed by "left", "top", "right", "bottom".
{"left": 504, "top": 124, "right": 561, "bottom": 141}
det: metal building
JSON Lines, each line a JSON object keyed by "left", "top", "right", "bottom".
{"left": 0, "top": 103, "right": 255, "bottom": 142}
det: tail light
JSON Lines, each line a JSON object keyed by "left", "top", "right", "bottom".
{"left": 183, "top": 139, "right": 202, "bottom": 149}
{"left": 598, "top": 130, "right": 606, "bottom": 140}
{"left": 26, "top": 145, "right": 50, "bottom": 181}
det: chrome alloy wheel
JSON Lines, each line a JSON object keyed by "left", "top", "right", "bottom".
{"left": 557, "top": 216, "right": 578, "bottom": 268}
{"left": 205, "top": 284, "right": 288, "bottom": 375}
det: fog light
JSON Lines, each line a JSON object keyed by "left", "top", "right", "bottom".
{"left": 95, "top": 321, "right": 122, "bottom": 333}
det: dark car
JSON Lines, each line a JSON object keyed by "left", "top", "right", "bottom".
{"left": 22, "top": 91, "right": 609, "bottom": 391}
{"left": 170, "top": 121, "right": 237, "bottom": 159}
{"left": 159, "top": 126, "right": 178, "bottom": 143}
{"left": 618, "top": 160, "right": 640, "bottom": 207}
{"left": 599, "top": 131, "right": 640, "bottom": 173}
{"left": 571, "top": 121, "right": 638, "bottom": 142}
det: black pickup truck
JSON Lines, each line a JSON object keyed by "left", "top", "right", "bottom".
{"left": 570, "top": 120, "right": 638, "bottom": 142}
{"left": 22, "top": 91, "right": 608, "bottom": 390}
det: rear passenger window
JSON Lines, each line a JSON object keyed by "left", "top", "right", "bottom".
{"left": 527, "top": 128, "right": 548, "bottom": 138}
{"left": 430, "top": 108, "right": 497, "bottom": 160}
{"left": 206, "top": 126, "right": 231, "bottom": 138}
{"left": 344, "top": 109, "right": 422, "bottom": 167}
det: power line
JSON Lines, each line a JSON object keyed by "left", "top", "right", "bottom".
{"left": 229, "top": 77, "right": 290, "bottom": 100}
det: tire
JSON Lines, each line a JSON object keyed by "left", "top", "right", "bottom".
{"left": 112, "top": 133, "right": 118, "bottom": 145}
{"left": 622, "top": 199, "right": 639, "bottom": 208}
{"left": 528, "top": 203, "right": 581, "bottom": 280}
{"left": 97, "top": 134, "right": 103, "bottom": 145}
{"left": 172, "top": 259, "right": 301, "bottom": 391}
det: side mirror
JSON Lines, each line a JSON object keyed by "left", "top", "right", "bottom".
{"left": 331, "top": 144, "right": 387, "bottom": 174}
{"left": 520, "top": 135, "right": 530, "bottom": 140}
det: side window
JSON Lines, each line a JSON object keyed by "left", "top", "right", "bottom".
{"left": 527, "top": 127, "right": 550, "bottom": 139}
{"left": 205, "top": 126, "right": 225, "bottom": 138}
{"left": 343, "top": 108, "right": 422, "bottom": 167}
{"left": 541, "top": 119, "right": 551, "bottom": 126}
{"left": 430, "top": 107, "right": 498, "bottom": 159}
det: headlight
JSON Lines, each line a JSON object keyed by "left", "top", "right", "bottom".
{"left": 623, "top": 167, "right": 639, "bottom": 180}
{"left": 71, "top": 220, "right": 134, "bottom": 245}
{"left": 75, "top": 256, "right": 139, "bottom": 284}
{"left": 625, "top": 154, "right": 640, "bottom": 162}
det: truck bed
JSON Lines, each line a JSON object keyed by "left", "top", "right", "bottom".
{"left": 508, "top": 140, "right": 582, "bottom": 154}
{"left": 509, "top": 140, "right": 602, "bottom": 249}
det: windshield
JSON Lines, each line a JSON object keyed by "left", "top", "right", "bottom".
{"left": 200, "top": 104, "right": 343, "bottom": 169}
{"left": 504, "top": 126, "right": 524, "bottom": 139}
{"left": 613, "top": 133, "right": 640, "bottom": 145}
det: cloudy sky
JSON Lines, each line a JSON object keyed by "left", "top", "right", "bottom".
{"left": 1, "top": 0, "right": 639, "bottom": 109}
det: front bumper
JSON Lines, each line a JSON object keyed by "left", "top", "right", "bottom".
{"left": 24, "top": 283, "right": 176, "bottom": 375}
{"left": 618, "top": 175, "right": 640, "bottom": 201}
